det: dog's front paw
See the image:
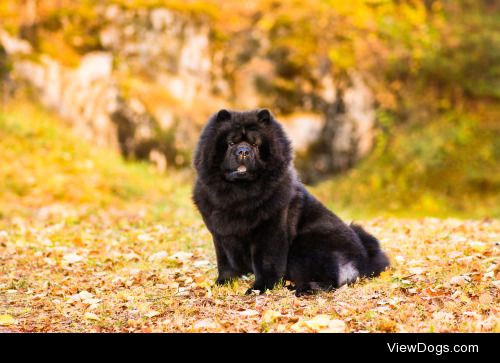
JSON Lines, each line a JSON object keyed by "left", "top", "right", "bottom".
{"left": 215, "top": 277, "right": 234, "bottom": 286}
{"left": 245, "top": 288, "right": 268, "bottom": 295}
{"left": 245, "top": 282, "right": 271, "bottom": 295}
{"left": 295, "top": 288, "right": 314, "bottom": 297}
{"left": 245, "top": 288, "right": 260, "bottom": 295}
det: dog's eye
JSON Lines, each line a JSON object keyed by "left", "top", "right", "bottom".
{"left": 228, "top": 141, "right": 235, "bottom": 146}
{"left": 252, "top": 143, "right": 258, "bottom": 147}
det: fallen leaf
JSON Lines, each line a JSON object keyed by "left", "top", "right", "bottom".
{"left": 84, "top": 312, "right": 100, "bottom": 321}
{"left": 469, "top": 241, "right": 488, "bottom": 253}
{"left": 290, "top": 321, "right": 308, "bottom": 332}
{"left": 304, "top": 314, "right": 333, "bottom": 330}
{"left": 124, "top": 252, "right": 141, "bottom": 261}
{"left": 377, "top": 319, "right": 397, "bottom": 332}
{"left": 144, "top": 310, "right": 161, "bottom": 318}
{"left": 408, "top": 267, "right": 426, "bottom": 275}
{"left": 78, "top": 291, "right": 94, "bottom": 300}
{"left": 479, "top": 293, "right": 493, "bottom": 305}
{"left": 63, "top": 253, "right": 84, "bottom": 264}
{"left": 168, "top": 252, "right": 193, "bottom": 262}
{"left": 0, "top": 315, "right": 16, "bottom": 326}
{"left": 450, "top": 275, "right": 471, "bottom": 286}
{"left": 148, "top": 251, "right": 168, "bottom": 261}
{"left": 193, "top": 319, "right": 220, "bottom": 330}
{"left": 137, "top": 233, "right": 154, "bottom": 242}
{"left": 193, "top": 260, "right": 210, "bottom": 268}
{"left": 262, "top": 309, "right": 281, "bottom": 323}
{"left": 82, "top": 298, "right": 101, "bottom": 305}
{"left": 87, "top": 303, "right": 100, "bottom": 311}
{"left": 239, "top": 309, "right": 259, "bottom": 317}
{"left": 318, "top": 319, "right": 346, "bottom": 333}
{"left": 379, "top": 270, "right": 392, "bottom": 281}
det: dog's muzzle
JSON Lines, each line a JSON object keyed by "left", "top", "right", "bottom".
{"left": 235, "top": 143, "right": 251, "bottom": 161}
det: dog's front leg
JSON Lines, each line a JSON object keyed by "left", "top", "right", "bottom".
{"left": 246, "top": 225, "right": 288, "bottom": 294}
{"left": 213, "top": 235, "right": 241, "bottom": 285}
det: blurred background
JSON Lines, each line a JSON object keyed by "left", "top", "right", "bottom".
{"left": 0, "top": 0, "right": 499, "bottom": 219}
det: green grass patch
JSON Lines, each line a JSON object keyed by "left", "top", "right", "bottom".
{"left": 313, "top": 110, "right": 500, "bottom": 219}
{"left": 0, "top": 99, "right": 195, "bottom": 221}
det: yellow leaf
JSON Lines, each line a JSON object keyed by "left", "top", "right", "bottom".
{"left": 193, "top": 319, "right": 220, "bottom": 330}
{"left": 84, "top": 312, "right": 100, "bottom": 321}
{"left": 239, "top": 309, "right": 259, "bottom": 316}
{"left": 290, "top": 321, "right": 308, "bottom": 332}
{"left": 124, "top": 252, "right": 141, "bottom": 261}
{"left": 450, "top": 275, "right": 470, "bottom": 286}
{"left": 144, "top": 310, "right": 160, "bottom": 318}
{"left": 137, "top": 233, "right": 154, "bottom": 242}
{"left": 63, "top": 253, "right": 84, "bottom": 264}
{"left": 479, "top": 293, "right": 493, "bottom": 305}
{"left": 0, "top": 314, "right": 16, "bottom": 326}
{"left": 168, "top": 252, "right": 193, "bottom": 262}
{"left": 196, "top": 281, "right": 211, "bottom": 289}
{"left": 469, "top": 242, "right": 488, "bottom": 253}
{"left": 379, "top": 269, "right": 392, "bottom": 281}
{"left": 82, "top": 298, "right": 101, "bottom": 305}
{"left": 377, "top": 319, "right": 397, "bottom": 332}
{"left": 318, "top": 319, "right": 346, "bottom": 333}
{"left": 408, "top": 267, "right": 426, "bottom": 275}
{"left": 304, "top": 314, "right": 333, "bottom": 330}
{"left": 148, "top": 251, "right": 167, "bottom": 262}
{"left": 262, "top": 309, "right": 281, "bottom": 323}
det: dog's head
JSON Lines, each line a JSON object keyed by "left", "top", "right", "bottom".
{"left": 194, "top": 109, "right": 292, "bottom": 185}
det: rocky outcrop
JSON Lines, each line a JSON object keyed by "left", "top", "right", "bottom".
{"left": 297, "top": 72, "right": 376, "bottom": 183}
{"left": 99, "top": 5, "right": 220, "bottom": 105}
{"left": 1, "top": 4, "right": 377, "bottom": 182}
{"left": 15, "top": 53, "right": 120, "bottom": 150}
{"left": 2, "top": 29, "right": 171, "bottom": 171}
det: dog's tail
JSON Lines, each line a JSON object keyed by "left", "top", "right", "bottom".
{"left": 350, "top": 223, "right": 390, "bottom": 277}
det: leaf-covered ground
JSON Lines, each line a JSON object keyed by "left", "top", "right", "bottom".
{"left": 0, "top": 102, "right": 498, "bottom": 332}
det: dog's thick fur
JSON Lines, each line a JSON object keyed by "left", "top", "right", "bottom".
{"left": 193, "top": 109, "right": 389, "bottom": 295}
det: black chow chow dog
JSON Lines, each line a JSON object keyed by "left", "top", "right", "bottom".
{"left": 193, "top": 109, "right": 389, "bottom": 296}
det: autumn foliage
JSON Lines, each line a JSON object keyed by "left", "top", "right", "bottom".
{"left": 0, "top": 0, "right": 499, "bottom": 332}
{"left": 0, "top": 102, "right": 498, "bottom": 332}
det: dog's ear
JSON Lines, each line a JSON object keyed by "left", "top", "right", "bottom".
{"left": 216, "top": 109, "right": 231, "bottom": 123}
{"left": 257, "top": 109, "right": 271, "bottom": 124}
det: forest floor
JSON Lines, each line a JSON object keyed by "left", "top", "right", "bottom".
{"left": 0, "top": 101, "right": 498, "bottom": 332}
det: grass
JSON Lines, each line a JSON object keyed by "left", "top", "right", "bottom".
{"left": 0, "top": 100, "right": 195, "bottom": 221}
{"left": 0, "top": 100, "right": 498, "bottom": 332}
{"left": 313, "top": 109, "right": 500, "bottom": 220}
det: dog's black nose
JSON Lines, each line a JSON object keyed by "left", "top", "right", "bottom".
{"left": 236, "top": 144, "right": 251, "bottom": 159}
